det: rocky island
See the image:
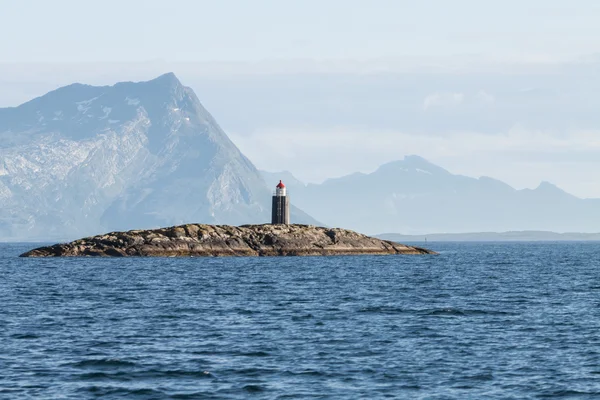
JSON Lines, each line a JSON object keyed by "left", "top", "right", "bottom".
{"left": 20, "top": 224, "right": 435, "bottom": 257}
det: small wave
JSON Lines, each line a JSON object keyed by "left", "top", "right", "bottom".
{"left": 467, "top": 372, "right": 494, "bottom": 381}
{"left": 77, "top": 371, "right": 129, "bottom": 381}
{"left": 358, "top": 306, "right": 408, "bottom": 314}
{"left": 398, "top": 384, "right": 421, "bottom": 390}
{"left": 156, "top": 314, "right": 180, "bottom": 319}
{"left": 141, "top": 369, "right": 214, "bottom": 379}
{"left": 537, "top": 389, "right": 600, "bottom": 398}
{"left": 292, "top": 314, "right": 314, "bottom": 320}
{"left": 425, "top": 308, "right": 467, "bottom": 316}
{"left": 235, "top": 308, "right": 256, "bottom": 315}
{"left": 170, "top": 392, "right": 215, "bottom": 399}
{"left": 294, "top": 370, "right": 325, "bottom": 376}
{"left": 243, "top": 384, "right": 266, "bottom": 393}
{"left": 173, "top": 307, "right": 201, "bottom": 313}
{"left": 221, "top": 367, "right": 279, "bottom": 377}
{"left": 79, "top": 386, "right": 165, "bottom": 396}
{"left": 10, "top": 333, "right": 40, "bottom": 340}
{"left": 424, "top": 308, "right": 514, "bottom": 317}
{"left": 87, "top": 341, "right": 116, "bottom": 348}
{"left": 466, "top": 309, "right": 514, "bottom": 316}
{"left": 78, "top": 369, "right": 214, "bottom": 381}
{"left": 68, "top": 358, "right": 137, "bottom": 369}
{"left": 240, "top": 351, "right": 270, "bottom": 357}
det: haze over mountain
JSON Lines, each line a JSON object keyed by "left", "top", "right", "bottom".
{"left": 262, "top": 155, "right": 600, "bottom": 235}
{"left": 3, "top": 72, "right": 599, "bottom": 241}
{"left": 5, "top": 58, "right": 600, "bottom": 199}
{"left": 0, "top": 73, "right": 317, "bottom": 241}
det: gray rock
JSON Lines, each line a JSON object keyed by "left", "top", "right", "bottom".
{"left": 20, "top": 224, "right": 436, "bottom": 257}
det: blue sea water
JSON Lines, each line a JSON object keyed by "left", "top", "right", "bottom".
{"left": 1, "top": 242, "right": 600, "bottom": 399}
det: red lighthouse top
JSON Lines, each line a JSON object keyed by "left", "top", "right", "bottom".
{"left": 276, "top": 180, "right": 286, "bottom": 188}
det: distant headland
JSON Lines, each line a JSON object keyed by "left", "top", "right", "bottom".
{"left": 19, "top": 224, "right": 435, "bottom": 257}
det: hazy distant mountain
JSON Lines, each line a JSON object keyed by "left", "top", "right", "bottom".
{"left": 0, "top": 73, "right": 317, "bottom": 241}
{"left": 263, "top": 155, "right": 600, "bottom": 235}
{"left": 260, "top": 170, "right": 306, "bottom": 190}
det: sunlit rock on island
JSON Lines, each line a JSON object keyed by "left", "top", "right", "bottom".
{"left": 19, "top": 224, "right": 435, "bottom": 257}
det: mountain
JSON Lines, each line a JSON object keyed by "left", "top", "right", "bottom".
{"left": 0, "top": 73, "right": 318, "bottom": 241}
{"left": 263, "top": 155, "right": 600, "bottom": 235}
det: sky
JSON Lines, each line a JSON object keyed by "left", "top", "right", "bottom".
{"left": 3, "top": 0, "right": 600, "bottom": 62}
{"left": 2, "top": 0, "right": 600, "bottom": 197}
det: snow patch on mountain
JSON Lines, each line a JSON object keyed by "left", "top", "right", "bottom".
{"left": 76, "top": 96, "right": 98, "bottom": 113}
{"left": 125, "top": 97, "right": 140, "bottom": 106}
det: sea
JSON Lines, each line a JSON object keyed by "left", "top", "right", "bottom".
{"left": 1, "top": 242, "right": 600, "bottom": 399}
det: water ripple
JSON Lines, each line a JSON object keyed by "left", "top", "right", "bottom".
{"left": 2, "top": 242, "right": 600, "bottom": 398}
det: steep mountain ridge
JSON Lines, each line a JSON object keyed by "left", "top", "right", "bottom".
{"left": 0, "top": 73, "right": 317, "bottom": 241}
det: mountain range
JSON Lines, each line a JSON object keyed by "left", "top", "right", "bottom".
{"left": 262, "top": 155, "right": 600, "bottom": 235}
{"left": 0, "top": 73, "right": 317, "bottom": 241}
{"left": 2, "top": 73, "right": 599, "bottom": 241}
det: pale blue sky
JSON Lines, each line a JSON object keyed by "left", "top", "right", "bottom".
{"left": 2, "top": 0, "right": 600, "bottom": 62}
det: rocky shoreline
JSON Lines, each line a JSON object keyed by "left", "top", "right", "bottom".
{"left": 20, "top": 224, "right": 435, "bottom": 257}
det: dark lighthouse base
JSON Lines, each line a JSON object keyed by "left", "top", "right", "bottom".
{"left": 272, "top": 195, "right": 290, "bottom": 224}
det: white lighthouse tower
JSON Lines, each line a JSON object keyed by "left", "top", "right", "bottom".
{"left": 271, "top": 180, "right": 290, "bottom": 224}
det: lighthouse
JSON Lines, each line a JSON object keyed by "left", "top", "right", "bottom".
{"left": 271, "top": 180, "right": 290, "bottom": 225}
